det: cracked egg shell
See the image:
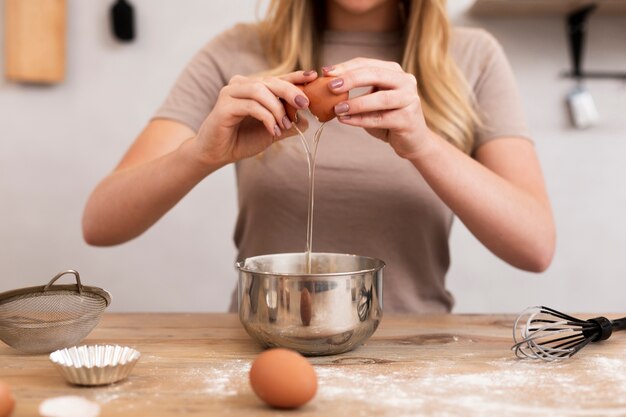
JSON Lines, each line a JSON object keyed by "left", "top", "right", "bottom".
{"left": 285, "top": 76, "right": 348, "bottom": 123}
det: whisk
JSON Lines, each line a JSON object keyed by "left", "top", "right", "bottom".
{"left": 512, "top": 306, "right": 626, "bottom": 361}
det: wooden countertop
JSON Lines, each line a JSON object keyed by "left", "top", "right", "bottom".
{"left": 2, "top": 313, "right": 626, "bottom": 416}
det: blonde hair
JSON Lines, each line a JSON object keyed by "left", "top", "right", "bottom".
{"left": 258, "top": 0, "right": 480, "bottom": 154}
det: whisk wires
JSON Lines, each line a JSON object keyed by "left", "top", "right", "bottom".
{"left": 512, "top": 306, "right": 599, "bottom": 361}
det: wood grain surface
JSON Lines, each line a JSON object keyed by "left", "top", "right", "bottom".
{"left": 2, "top": 313, "right": 626, "bottom": 416}
{"left": 4, "top": 0, "right": 66, "bottom": 83}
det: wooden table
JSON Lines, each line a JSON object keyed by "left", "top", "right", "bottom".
{"left": 2, "top": 313, "right": 626, "bottom": 416}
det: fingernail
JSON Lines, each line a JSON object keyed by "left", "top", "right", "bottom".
{"left": 273, "top": 125, "right": 282, "bottom": 137}
{"left": 339, "top": 115, "right": 351, "bottom": 120}
{"left": 335, "top": 102, "right": 349, "bottom": 114}
{"left": 295, "top": 94, "right": 309, "bottom": 108}
{"left": 322, "top": 66, "right": 335, "bottom": 73}
{"left": 282, "top": 115, "right": 292, "bottom": 130}
{"left": 329, "top": 78, "right": 344, "bottom": 89}
{"left": 303, "top": 70, "right": 316, "bottom": 76}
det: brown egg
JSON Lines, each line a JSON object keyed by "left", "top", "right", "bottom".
{"left": 284, "top": 76, "right": 349, "bottom": 123}
{"left": 249, "top": 348, "right": 317, "bottom": 409}
{"left": 0, "top": 380, "right": 15, "bottom": 417}
{"left": 304, "top": 76, "right": 349, "bottom": 122}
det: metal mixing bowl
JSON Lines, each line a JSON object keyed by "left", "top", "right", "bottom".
{"left": 237, "top": 252, "right": 384, "bottom": 356}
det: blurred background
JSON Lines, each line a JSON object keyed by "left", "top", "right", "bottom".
{"left": 1, "top": 0, "right": 625, "bottom": 313}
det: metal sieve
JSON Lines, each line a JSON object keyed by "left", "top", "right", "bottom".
{"left": 0, "top": 270, "right": 111, "bottom": 353}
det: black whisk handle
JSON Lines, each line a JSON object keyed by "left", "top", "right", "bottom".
{"left": 588, "top": 316, "right": 613, "bottom": 342}
{"left": 611, "top": 317, "right": 626, "bottom": 332}
{"left": 587, "top": 316, "right": 626, "bottom": 342}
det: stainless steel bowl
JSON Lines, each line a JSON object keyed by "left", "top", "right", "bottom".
{"left": 237, "top": 252, "right": 384, "bottom": 356}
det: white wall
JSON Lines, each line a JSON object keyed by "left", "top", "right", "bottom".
{"left": 447, "top": 1, "right": 626, "bottom": 312}
{"left": 1, "top": 1, "right": 624, "bottom": 313}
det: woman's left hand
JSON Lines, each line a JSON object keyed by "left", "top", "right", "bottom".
{"left": 324, "top": 58, "right": 429, "bottom": 160}
{"left": 326, "top": 61, "right": 555, "bottom": 273}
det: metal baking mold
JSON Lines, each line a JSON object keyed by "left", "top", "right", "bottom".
{"left": 49, "top": 344, "right": 140, "bottom": 386}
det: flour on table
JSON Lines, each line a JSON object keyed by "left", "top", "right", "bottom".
{"left": 85, "top": 349, "right": 626, "bottom": 417}
{"left": 314, "top": 352, "right": 626, "bottom": 417}
{"left": 90, "top": 356, "right": 251, "bottom": 410}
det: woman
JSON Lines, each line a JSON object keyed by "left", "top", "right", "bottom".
{"left": 82, "top": 0, "right": 555, "bottom": 313}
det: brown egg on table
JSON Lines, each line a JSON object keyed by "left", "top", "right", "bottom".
{"left": 249, "top": 348, "right": 317, "bottom": 409}
{"left": 285, "top": 76, "right": 349, "bottom": 123}
{"left": 0, "top": 380, "right": 15, "bottom": 417}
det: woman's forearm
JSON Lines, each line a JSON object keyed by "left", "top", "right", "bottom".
{"left": 409, "top": 132, "right": 555, "bottom": 272}
{"left": 83, "top": 70, "right": 317, "bottom": 247}
{"left": 82, "top": 137, "right": 223, "bottom": 246}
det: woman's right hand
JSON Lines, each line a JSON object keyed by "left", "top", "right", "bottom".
{"left": 82, "top": 70, "right": 315, "bottom": 246}
{"left": 193, "top": 70, "right": 317, "bottom": 166}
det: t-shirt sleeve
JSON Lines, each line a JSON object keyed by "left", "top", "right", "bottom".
{"left": 152, "top": 37, "right": 229, "bottom": 132}
{"left": 472, "top": 31, "right": 531, "bottom": 151}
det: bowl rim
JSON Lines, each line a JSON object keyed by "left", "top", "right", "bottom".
{"left": 236, "top": 252, "right": 385, "bottom": 277}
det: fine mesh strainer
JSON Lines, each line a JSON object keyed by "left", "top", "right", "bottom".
{"left": 0, "top": 270, "right": 111, "bottom": 353}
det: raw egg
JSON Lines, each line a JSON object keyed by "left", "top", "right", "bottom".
{"left": 285, "top": 76, "right": 349, "bottom": 123}
{"left": 0, "top": 380, "right": 15, "bottom": 417}
{"left": 249, "top": 348, "right": 317, "bottom": 409}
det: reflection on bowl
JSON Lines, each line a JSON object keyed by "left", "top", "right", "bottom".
{"left": 237, "top": 252, "right": 384, "bottom": 356}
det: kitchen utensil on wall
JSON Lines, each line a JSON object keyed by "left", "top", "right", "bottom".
{"left": 564, "top": 5, "right": 599, "bottom": 129}
{"left": 110, "top": 0, "right": 135, "bottom": 42}
{"left": 567, "top": 86, "right": 599, "bottom": 129}
{"left": 4, "top": 0, "right": 66, "bottom": 84}
{"left": 562, "top": 4, "right": 626, "bottom": 82}
{"left": 0, "top": 270, "right": 111, "bottom": 354}
{"left": 512, "top": 306, "right": 626, "bottom": 361}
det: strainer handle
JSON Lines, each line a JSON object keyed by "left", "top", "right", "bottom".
{"left": 44, "top": 270, "right": 83, "bottom": 294}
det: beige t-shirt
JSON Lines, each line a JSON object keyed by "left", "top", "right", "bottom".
{"left": 154, "top": 23, "right": 530, "bottom": 313}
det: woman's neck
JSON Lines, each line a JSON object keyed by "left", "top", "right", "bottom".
{"left": 326, "top": 1, "right": 402, "bottom": 32}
